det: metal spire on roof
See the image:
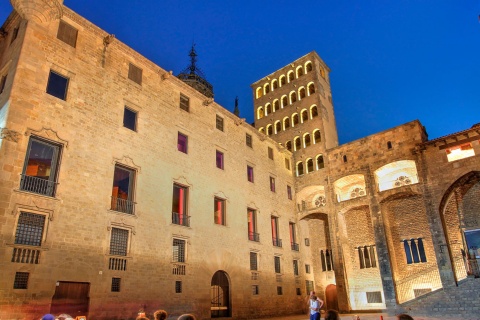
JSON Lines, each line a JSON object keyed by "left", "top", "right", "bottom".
{"left": 177, "top": 44, "right": 214, "bottom": 98}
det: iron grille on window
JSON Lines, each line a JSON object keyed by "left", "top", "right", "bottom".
{"left": 15, "top": 212, "right": 45, "bottom": 246}
{"left": 274, "top": 256, "right": 281, "bottom": 274}
{"left": 173, "top": 263, "right": 186, "bottom": 275}
{"left": 11, "top": 247, "right": 41, "bottom": 264}
{"left": 110, "top": 228, "right": 128, "bottom": 256}
{"left": 173, "top": 239, "right": 186, "bottom": 262}
{"left": 128, "top": 63, "right": 142, "bottom": 85}
{"left": 246, "top": 134, "right": 252, "bottom": 148}
{"left": 175, "top": 281, "right": 182, "bottom": 293}
{"left": 180, "top": 94, "right": 190, "bottom": 112}
{"left": 251, "top": 272, "right": 259, "bottom": 280}
{"left": 366, "top": 291, "right": 382, "bottom": 303}
{"left": 109, "top": 257, "right": 127, "bottom": 271}
{"left": 250, "top": 252, "right": 258, "bottom": 271}
{"left": 57, "top": 20, "right": 78, "bottom": 47}
{"left": 277, "top": 286, "right": 283, "bottom": 295}
{"left": 111, "top": 278, "right": 121, "bottom": 292}
{"left": 252, "top": 285, "right": 259, "bottom": 295}
{"left": 216, "top": 115, "right": 224, "bottom": 131}
{"left": 14, "top": 272, "right": 29, "bottom": 289}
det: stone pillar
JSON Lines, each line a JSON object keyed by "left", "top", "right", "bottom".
{"left": 10, "top": 0, "right": 63, "bottom": 23}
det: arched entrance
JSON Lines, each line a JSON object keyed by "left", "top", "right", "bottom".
{"left": 211, "top": 270, "right": 231, "bottom": 318}
{"left": 325, "top": 284, "right": 338, "bottom": 311}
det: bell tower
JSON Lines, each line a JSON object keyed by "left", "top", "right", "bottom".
{"left": 10, "top": 0, "right": 64, "bottom": 23}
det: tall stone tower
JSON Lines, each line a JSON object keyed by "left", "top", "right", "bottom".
{"left": 251, "top": 51, "right": 338, "bottom": 178}
{"left": 10, "top": 0, "right": 64, "bottom": 23}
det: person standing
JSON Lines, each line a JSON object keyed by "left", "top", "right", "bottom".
{"left": 309, "top": 295, "right": 321, "bottom": 320}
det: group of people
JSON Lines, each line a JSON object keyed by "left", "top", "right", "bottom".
{"left": 308, "top": 291, "right": 415, "bottom": 320}
{"left": 41, "top": 310, "right": 196, "bottom": 320}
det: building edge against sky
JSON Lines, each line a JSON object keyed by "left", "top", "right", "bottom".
{"left": 1, "top": 0, "right": 480, "bottom": 319}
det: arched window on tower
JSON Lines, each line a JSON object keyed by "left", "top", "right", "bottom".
{"left": 275, "top": 121, "right": 281, "bottom": 134}
{"left": 301, "top": 110, "right": 308, "bottom": 122}
{"left": 286, "top": 141, "right": 292, "bottom": 152}
{"left": 306, "top": 62, "right": 313, "bottom": 73}
{"left": 313, "top": 130, "right": 321, "bottom": 144}
{"left": 273, "top": 100, "right": 280, "bottom": 111}
{"left": 294, "top": 137, "right": 301, "bottom": 151}
{"left": 259, "top": 127, "right": 265, "bottom": 134}
{"left": 272, "top": 79, "right": 278, "bottom": 90}
{"left": 282, "top": 95, "right": 288, "bottom": 107}
{"left": 311, "top": 105, "right": 318, "bottom": 118}
{"left": 288, "top": 71, "right": 294, "bottom": 82}
{"left": 280, "top": 75, "right": 286, "bottom": 86}
{"left": 304, "top": 133, "right": 311, "bottom": 148}
{"left": 266, "top": 125, "right": 273, "bottom": 136}
{"left": 306, "top": 158, "right": 314, "bottom": 173}
{"left": 266, "top": 103, "right": 272, "bottom": 114}
{"left": 257, "top": 107, "right": 264, "bottom": 119}
{"left": 296, "top": 162, "right": 304, "bottom": 176}
{"left": 264, "top": 83, "right": 270, "bottom": 94}
{"left": 299, "top": 87, "right": 306, "bottom": 100}
{"left": 256, "top": 87, "right": 262, "bottom": 99}
{"left": 297, "top": 67, "right": 304, "bottom": 77}
{"left": 284, "top": 117, "right": 290, "bottom": 130}
{"left": 308, "top": 83, "right": 315, "bottom": 95}
{"left": 316, "top": 155, "right": 324, "bottom": 169}
{"left": 290, "top": 92, "right": 297, "bottom": 104}
{"left": 320, "top": 68, "right": 325, "bottom": 78}
{"left": 292, "top": 114, "right": 299, "bottom": 127}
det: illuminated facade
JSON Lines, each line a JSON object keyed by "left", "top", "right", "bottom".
{"left": 0, "top": 1, "right": 479, "bottom": 319}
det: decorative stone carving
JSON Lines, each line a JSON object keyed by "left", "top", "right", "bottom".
{"left": 314, "top": 195, "right": 326, "bottom": 207}
{"left": 0, "top": 128, "right": 21, "bottom": 142}
{"left": 25, "top": 127, "right": 68, "bottom": 147}
{"left": 10, "top": 0, "right": 64, "bottom": 23}
{"left": 203, "top": 98, "right": 214, "bottom": 106}
{"left": 112, "top": 155, "right": 141, "bottom": 173}
{"left": 394, "top": 175, "right": 412, "bottom": 187}
{"left": 350, "top": 187, "right": 366, "bottom": 198}
{"left": 234, "top": 118, "right": 245, "bottom": 126}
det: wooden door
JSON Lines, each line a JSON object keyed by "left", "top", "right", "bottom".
{"left": 325, "top": 284, "right": 338, "bottom": 311}
{"left": 50, "top": 282, "right": 90, "bottom": 317}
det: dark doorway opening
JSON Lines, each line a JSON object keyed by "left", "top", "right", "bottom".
{"left": 210, "top": 271, "right": 231, "bottom": 318}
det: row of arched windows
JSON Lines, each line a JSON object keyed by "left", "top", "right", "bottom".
{"left": 257, "top": 83, "right": 316, "bottom": 119}
{"left": 255, "top": 61, "right": 326, "bottom": 99}
{"left": 296, "top": 155, "right": 325, "bottom": 176}
{"left": 259, "top": 106, "right": 319, "bottom": 136}
{"left": 284, "top": 129, "right": 321, "bottom": 152}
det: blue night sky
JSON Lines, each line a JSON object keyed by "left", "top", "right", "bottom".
{"left": 1, "top": 1, "right": 479, "bottom": 144}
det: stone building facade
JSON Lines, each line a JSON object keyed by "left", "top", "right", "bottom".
{"left": 0, "top": 1, "right": 479, "bottom": 319}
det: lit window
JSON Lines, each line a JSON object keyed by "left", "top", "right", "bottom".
{"left": 180, "top": 94, "right": 190, "bottom": 112}
{"left": 216, "top": 115, "right": 224, "bottom": 131}
{"left": 20, "top": 137, "right": 62, "bottom": 197}
{"left": 172, "top": 184, "right": 189, "bottom": 226}
{"left": 247, "top": 166, "right": 254, "bottom": 183}
{"left": 248, "top": 209, "right": 259, "bottom": 242}
{"left": 214, "top": 197, "right": 226, "bottom": 225}
{"left": 46, "top": 70, "right": 69, "bottom": 100}
{"left": 177, "top": 132, "right": 188, "bottom": 153}
{"left": 57, "top": 20, "right": 77, "bottom": 47}
{"left": 111, "top": 165, "right": 136, "bottom": 214}
{"left": 128, "top": 63, "right": 142, "bottom": 85}
{"left": 271, "top": 216, "right": 281, "bottom": 247}
{"left": 123, "top": 107, "right": 137, "bottom": 131}
{"left": 216, "top": 150, "right": 224, "bottom": 169}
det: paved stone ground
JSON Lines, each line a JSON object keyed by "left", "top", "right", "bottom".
{"left": 254, "top": 313, "right": 471, "bottom": 320}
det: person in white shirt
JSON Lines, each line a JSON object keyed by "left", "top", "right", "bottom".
{"left": 309, "top": 294, "right": 321, "bottom": 320}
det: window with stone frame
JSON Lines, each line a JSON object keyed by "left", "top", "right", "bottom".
{"left": 246, "top": 133, "right": 253, "bottom": 148}
{"left": 180, "top": 94, "right": 190, "bottom": 112}
{"left": 216, "top": 115, "right": 224, "bottom": 131}
{"left": 271, "top": 216, "right": 281, "bottom": 247}
{"left": 270, "top": 176, "right": 276, "bottom": 192}
{"left": 173, "top": 238, "right": 186, "bottom": 263}
{"left": 287, "top": 185, "right": 293, "bottom": 200}
{"left": 268, "top": 147, "right": 274, "bottom": 160}
{"left": 305, "top": 280, "right": 314, "bottom": 294}
{"left": 57, "top": 20, "right": 78, "bottom": 48}
{"left": 214, "top": 197, "right": 226, "bottom": 225}
{"left": 274, "top": 256, "right": 281, "bottom": 274}
{"left": 357, "top": 245, "right": 377, "bottom": 269}
{"left": 293, "top": 260, "right": 299, "bottom": 276}
{"left": 20, "top": 137, "right": 62, "bottom": 197}
{"left": 247, "top": 165, "right": 254, "bottom": 183}
{"left": 277, "top": 286, "right": 283, "bottom": 295}
{"left": 252, "top": 285, "right": 259, "bottom": 295}
{"left": 111, "top": 278, "right": 121, "bottom": 292}
{"left": 175, "top": 281, "right": 182, "bottom": 293}
{"left": 109, "top": 228, "right": 129, "bottom": 256}
{"left": 172, "top": 184, "right": 189, "bottom": 226}
{"left": 14, "top": 272, "right": 29, "bottom": 289}
{"left": 320, "top": 249, "right": 334, "bottom": 271}
{"left": 216, "top": 150, "right": 224, "bottom": 169}
{"left": 177, "top": 132, "right": 188, "bottom": 153}
{"left": 46, "top": 70, "right": 69, "bottom": 100}
{"left": 250, "top": 252, "right": 258, "bottom": 271}
{"left": 111, "top": 164, "right": 136, "bottom": 214}
{"left": 14, "top": 212, "right": 46, "bottom": 247}
{"left": 305, "top": 264, "right": 311, "bottom": 274}
{"left": 123, "top": 107, "right": 137, "bottom": 131}
{"left": 403, "top": 238, "right": 427, "bottom": 264}
{"left": 248, "top": 209, "right": 259, "bottom": 242}
{"left": 128, "top": 63, "right": 142, "bottom": 85}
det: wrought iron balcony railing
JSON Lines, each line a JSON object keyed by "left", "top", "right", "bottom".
{"left": 172, "top": 212, "right": 190, "bottom": 227}
{"left": 20, "top": 174, "right": 57, "bottom": 197}
{"left": 272, "top": 237, "right": 282, "bottom": 247}
{"left": 248, "top": 232, "right": 260, "bottom": 242}
{"left": 111, "top": 196, "right": 136, "bottom": 214}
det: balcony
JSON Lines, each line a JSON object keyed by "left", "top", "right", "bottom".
{"left": 111, "top": 196, "right": 135, "bottom": 214}
{"left": 109, "top": 257, "right": 127, "bottom": 271}
{"left": 291, "top": 242, "right": 299, "bottom": 251}
{"left": 173, "top": 263, "right": 186, "bottom": 275}
{"left": 248, "top": 232, "right": 260, "bottom": 242}
{"left": 20, "top": 174, "right": 57, "bottom": 197}
{"left": 172, "top": 212, "right": 190, "bottom": 227}
{"left": 272, "top": 237, "right": 282, "bottom": 247}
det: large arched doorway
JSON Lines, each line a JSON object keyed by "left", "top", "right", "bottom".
{"left": 325, "top": 284, "right": 338, "bottom": 311}
{"left": 211, "top": 270, "right": 231, "bottom": 318}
